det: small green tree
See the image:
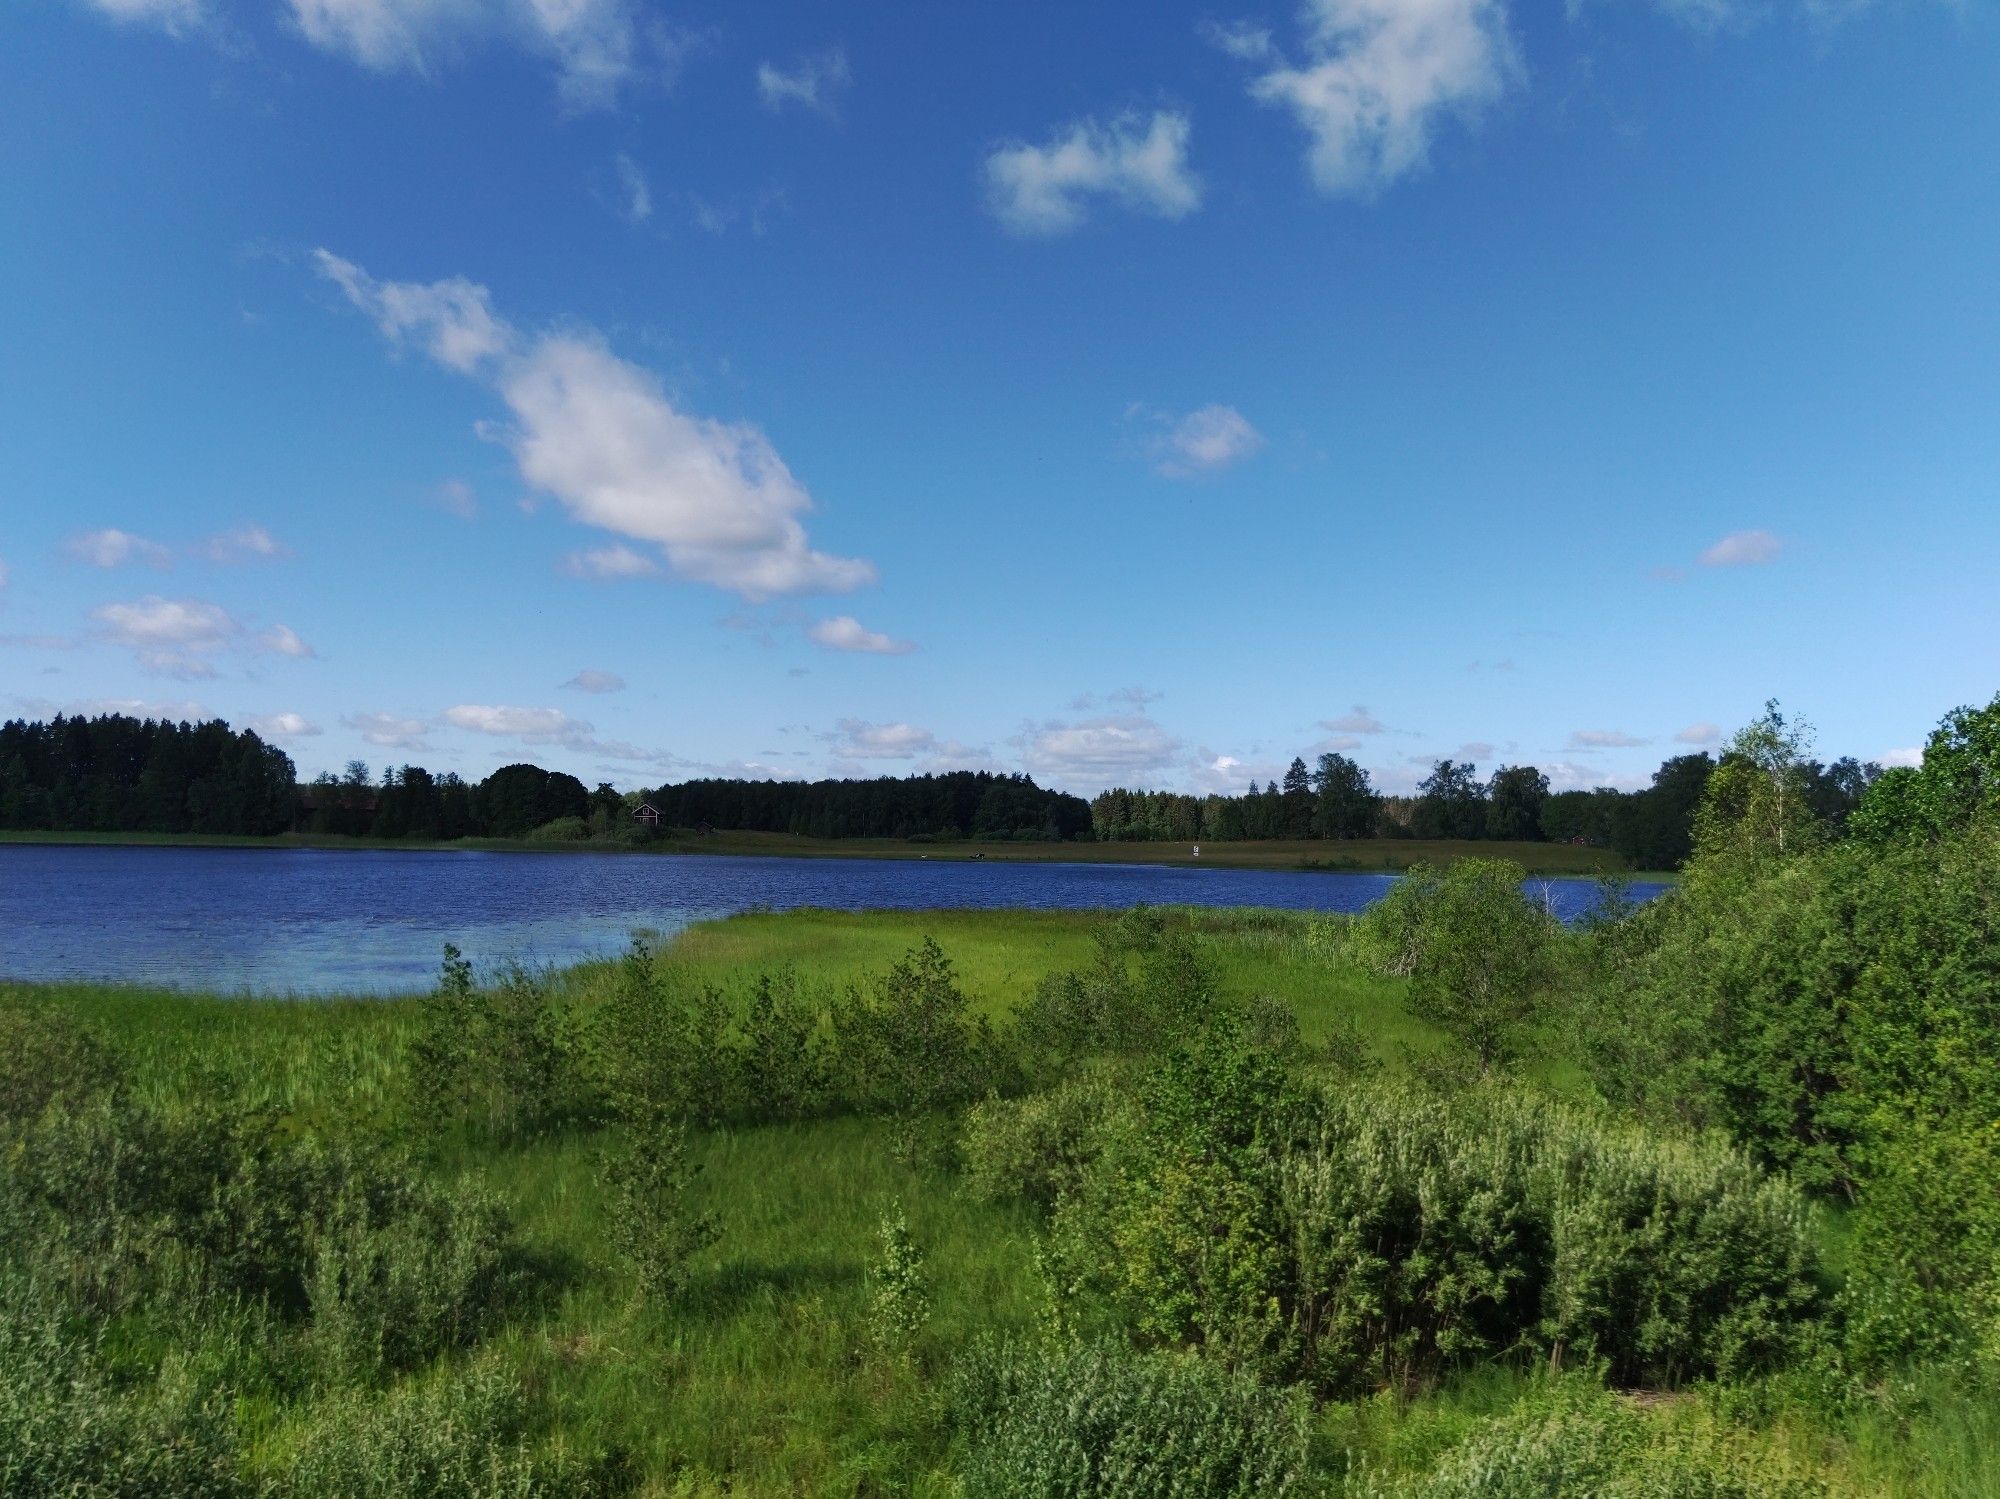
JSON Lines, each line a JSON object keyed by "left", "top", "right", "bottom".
{"left": 1396, "top": 860, "right": 1556, "bottom": 1072}
{"left": 1694, "top": 701, "right": 1824, "bottom": 861}
{"left": 867, "top": 1203, "right": 929, "bottom": 1354}
{"left": 600, "top": 1103, "right": 717, "bottom": 1304}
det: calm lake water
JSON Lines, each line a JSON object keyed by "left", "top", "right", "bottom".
{"left": 0, "top": 844, "right": 1666, "bottom": 996}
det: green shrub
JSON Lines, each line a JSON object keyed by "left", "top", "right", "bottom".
{"left": 0, "top": 1280, "right": 244, "bottom": 1498}
{"left": 588, "top": 942, "right": 726, "bottom": 1126}
{"left": 1056, "top": 1082, "right": 1820, "bottom": 1396}
{"left": 732, "top": 970, "right": 829, "bottom": 1121}
{"left": 525, "top": 816, "right": 591, "bottom": 842}
{"left": 867, "top": 1203, "right": 930, "bottom": 1353}
{"left": 1353, "top": 1382, "right": 1825, "bottom": 1498}
{"left": 0, "top": 1000, "right": 123, "bottom": 1132}
{"left": 961, "top": 1070, "right": 1127, "bottom": 1211}
{"left": 598, "top": 1104, "right": 717, "bottom": 1303}
{"left": 828, "top": 938, "right": 1005, "bottom": 1116}
{"left": 945, "top": 1339, "right": 1318, "bottom": 1498}
{"left": 416, "top": 947, "right": 587, "bottom": 1139}
{"left": 279, "top": 1363, "right": 614, "bottom": 1497}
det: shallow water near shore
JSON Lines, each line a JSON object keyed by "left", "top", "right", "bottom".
{"left": 0, "top": 843, "right": 1666, "bottom": 995}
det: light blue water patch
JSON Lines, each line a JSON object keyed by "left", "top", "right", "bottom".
{"left": 0, "top": 845, "right": 1664, "bottom": 996}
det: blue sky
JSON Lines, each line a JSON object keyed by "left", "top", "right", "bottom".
{"left": 3, "top": 0, "right": 1996, "bottom": 796}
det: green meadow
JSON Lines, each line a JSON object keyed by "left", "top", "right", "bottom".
{"left": 4, "top": 888, "right": 1994, "bottom": 1497}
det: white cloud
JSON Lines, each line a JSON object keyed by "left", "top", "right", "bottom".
{"left": 1156, "top": 404, "right": 1264, "bottom": 478}
{"left": 199, "top": 524, "right": 289, "bottom": 563}
{"left": 249, "top": 711, "right": 322, "bottom": 739}
{"left": 1236, "top": 0, "right": 1518, "bottom": 198}
{"left": 283, "top": 0, "right": 658, "bottom": 108}
{"left": 1674, "top": 721, "right": 1721, "bottom": 746}
{"left": 319, "top": 250, "right": 875, "bottom": 602}
{"left": 613, "top": 152, "right": 652, "bottom": 222}
{"left": 76, "top": 0, "right": 204, "bottom": 33}
{"left": 1021, "top": 714, "right": 1181, "bottom": 786}
{"left": 1568, "top": 728, "right": 1648, "bottom": 749}
{"left": 345, "top": 710, "right": 432, "bottom": 750}
{"left": 756, "top": 46, "right": 850, "bottom": 114}
{"left": 433, "top": 479, "right": 479, "bottom": 518}
{"left": 1879, "top": 745, "right": 1924, "bottom": 769}
{"left": 562, "top": 543, "right": 660, "bottom": 579}
{"left": 563, "top": 668, "right": 625, "bottom": 693}
{"left": 66, "top": 528, "right": 172, "bottom": 569}
{"left": 1460, "top": 739, "right": 1496, "bottom": 760}
{"left": 1321, "top": 704, "right": 1389, "bottom": 734}
{"left": 829, "top": 719, "right": 936, "bottom": 759}
{"left": 92, "top": 594, "right": 236, "bottom": 650}
{"left": 1544, "top": 759, "right": 1617, "bottom": 790}
{"left": 1699, "top": 528, "right": 1783, "bottom": 567}
{"left": 985, "top": 111, "right": 1202, "bottom": 236}
{"left": 260, "top": 623, "right": 316, "bottom": 658}
{"left": 443, "top": 703, "right": 587, "bottom": 741}
{"left": 808, "top": 614, "right": 916, "bottom": 655}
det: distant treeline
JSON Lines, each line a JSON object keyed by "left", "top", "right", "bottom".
{"left": 0, "top": 714, "right": 297, "bottom": 836}
{"left": 298, "top": 760, "right": 605, "bottom": 841}
{"left": 635, "top": 772, "right": 1093, "bottom": 842}
{"left": 1093, "top": 749, "right": 1882, "bottom": 869}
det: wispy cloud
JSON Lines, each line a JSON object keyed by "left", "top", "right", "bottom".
{"left": 1019, "top": 712, "right": 1181, "bottom": 787}
{"left": 345, "top": 710, "right": 431, "bottom": 750}
{"left": 1568, "top": 728, "right": 1648, "bottom": 749}
{"left": 249, "top": 711, "right": 322, "bottom": 739}
{"left": 985, "top": 111, "right": 1201, "bottom": 236}
{"left": 90, "top": 594, "right": 313, "bottom": 677}
{"left": 756, "top": 46, "right": 850, "bottom": 115}
{"left": 613, "top": 152, "right": 652, "bottom": 222}
{"left": 808, "top": 615, "right": 916, "bottom": 655}
{"left": 828, "top": 718, "right": 934, "bottom": 759}
{"left": 319, "top": 250, "right": 875, "bottom": 602}
{"left": 66, "top": 529, "right": 172, "bottom": 569}
{"left": 1674, "top": 721, "right": 1721, "bottom": 746}
{"left": 1153, "top": 404, "right": 1264, "bottom": 478}
{"left": 74, "top": 0, "right": 204, "bottom": 35}
{"left": 562, "top": 668, "right": 626, "bottom": 694}
{"left": 1699, "top": 528, "right": 1783, "bottom": 567}
{"left": 1223, "top": 0, "right": 1517, "bottom": 198}
{"left": 199, "top": 525, "right": 290, "bottom": 564}
{"left": 1320, "top": 704, "right": 1389, "bottom": 735}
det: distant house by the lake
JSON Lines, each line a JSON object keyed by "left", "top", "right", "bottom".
{"left": 632, "top": 802, "right": 663, "bottom": 828}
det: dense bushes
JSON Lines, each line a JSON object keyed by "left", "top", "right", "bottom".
{"left": 945, "top": 1340, "right": 1317, "bottom": 1498}
{"left": 1041, "top": 1078, "right": 1820, "bottom": 1396}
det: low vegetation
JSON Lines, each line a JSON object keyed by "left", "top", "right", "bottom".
{"left": 3, "top": 694, "right": 1998, "bottom": 1495}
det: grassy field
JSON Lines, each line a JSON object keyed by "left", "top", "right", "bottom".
{"left": 3, "top": 905, "right": 1984, "bottom": 1496}
{"left": 0, "top": 825, "right": 1660, "bottom": 877}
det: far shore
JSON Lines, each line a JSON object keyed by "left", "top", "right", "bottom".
{"left": 0, "top": 826, "right": 1670, "bottom": 880}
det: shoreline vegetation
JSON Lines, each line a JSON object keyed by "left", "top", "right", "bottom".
{"left": 0, "top": 825, "right": 1670, "bottom": 879}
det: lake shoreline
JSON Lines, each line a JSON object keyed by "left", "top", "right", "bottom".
{"left": 0, "top": 827, "right": 1671, "bottom": 880}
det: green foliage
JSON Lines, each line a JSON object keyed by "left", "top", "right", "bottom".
{"left": 867, "top": 1202, "right": 931, "bottom": 1353}
{"left": 599, "top": 1104, "right": 718, "bottom": 1304}
{"left": 1694, "top": 701, "right": 1826, "bottom": 863}
{"left": 0, "top": 998, "right": 124, "bottom": 1131}
{"left": 1057, "top": 1081, "right": 1819, "bottom": 1395}
{"left": 525, "top": 815, "right": 590, "bottom": 841}
{"left": 0, "top": 1281, "right": 245, "bottom": 1498}
{"left": 1357, "top": 860, "right": 1557, "bottom": 1071}
{"left": 1851, "top": 691, "right": 2000, "bottom": 843}
{"left": 945, "top": 1339, "right": 1318, "bottom": 1498}
{"left": 735, "top": 969, "right": 831, "bottom": 1120}
{"left": 588, "top": 941, "right": 726, "bottom": 1125}
{"left": 961, "top": 1069, "right": 1126, "bottom": 1211}
{"left": 415, "top": 947, "right": 584, "bottom": 1139}
{"left": 1354, "top": 1380, "right": 1825, "bottom": 1498}
{"left": 279, "top": 1363, "right": 613, "bottom": 1498}
{"left": 829, "top": 937, "right": 1005, "bottom": 1116}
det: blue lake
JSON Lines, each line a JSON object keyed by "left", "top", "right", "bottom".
{"left": 0, "top": 844, "right": 1666, "bottom": 996}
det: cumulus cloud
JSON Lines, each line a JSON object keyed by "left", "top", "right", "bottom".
{"left": 345, "top": 710, "right": 432, "bottom": 750}
{"left": 828, "top": 719, "right": 936, "bottom": 759}
{"left": 1320, "top": 704, "right": 1389, "bottom": 735}
{"left": 318, "top": 250, "right": 875, "bottom": 602}
{"left": 1675, "top": 721, "right": 1721, "bottom": 746}
{"left": 249, "top": 711, "right": 322, "bottom": 739}
{"left": 66, "top": 528, "right": 172, "bottom": 569}
{"left": 756, "top": 46, "right": 850, "bottom": 114}
{"left": 1879, "top": 745, "right": 1924, "bottom": 769}
{"left": 260, "top": 623, "right": 316, "bottom": 658}
{"left": 75, "top": 0, "right": 204, "bottom": 34}
{"left": 283, "top": 0, "right": 664, "bottom": 108}
{"left": 1020, "top": 713, "right": 1181, "bottom": 786}
{"left": 985, "top": 111, "right": 1201, "bottom": 236}
{"left": 808, "top": 615, "right": 916, "bottom": 655}
{"left": 1699, "top": 529, "right": 1783, "bottom": 567}
{"left": 563, "top": 668, "right": 626, "bottom": 693}
{"left": 441, "top": 701, "right": 666, "bottom": 764}
{"left": 1229, "top": 0, "right": 1518, "bottom": 198}
{"left": 613, "top": 152, "right": 651, "bottom": 222}
{"left": 199, "top": 525, "right": 290, "bottom": 564}
{"left": 1155, "top": 405, "right": 1264, "bottom": 478}
{"left": 1568, "top": 728, "right": 1648, "bottom": 749}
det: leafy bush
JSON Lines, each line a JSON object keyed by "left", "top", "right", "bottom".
{"left": 599, "top": 1104, "right": 717, "bottom": 1303}
{"left": 588, "top": 942, "right": 726, "bottom": 1125}
{"left": 1352, "top": 1382, "right": 1825, "bottom": 1498}
{"left": 828, "top": 938, "right": 1005, "bottom": 1116}
{"left": 1055, "top": 1080, "right": 1820, "bottom": 1395}
{"left": 867, "top": 1203, "right": 930, "bottom": 1353}
{"left": 961, "top": 1070, "right": 1127, "bottom": 1211}
{"left": 0, "top": 999, "right": 123, "bottom": 1132}
{"left": 0, "top": 1280, "right": 244, "bottom": 1499}
{"left": 525, "top": 815, "right": 591, "bottom": 842}
{"left": 945, "top": 1339, "right": 1318, "bottom": 1498}
{"left": 733, "top": 970, "right": 829, "bottom": 1121}
{"left": 416, "top": 947, "right": 587, "bottom": 1139}
{"left": 279, "top": 1363, "right": 615, "bottom": 1497}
